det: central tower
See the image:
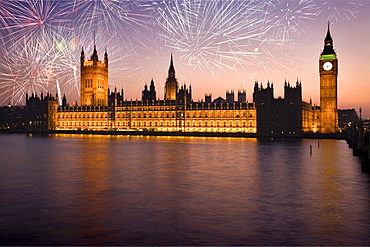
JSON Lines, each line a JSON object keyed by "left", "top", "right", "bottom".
{"left": 164, "top": 54, "right": 178, "bottom": 100}
{"left": 319, "top": 23, "right": 338, "bottom": 133}
{"left": 80, "top": 39, "right": 108, "bottom": 106}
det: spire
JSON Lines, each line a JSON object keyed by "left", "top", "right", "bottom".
{"left": 150, "top": 78, "right": 155, "bottom": 91}
{"left": 168, "top": 53, "right": 175, "bottom": 78}
{"left": 94, "top": 31, "right": 96, "bottom": 49}
{"left": 80, "top": 47, "right": 85, "bottom": 65}
{"left": 322, "top": 22, "right": 335, "bottom": 55}
{"left": 325, "top": 21, "right": 333, "bottom": 43}
{"left": 104, "top": 48, "right": 108, "bottom": 67}
{"left": 91, "top": 31, "right": 98, "bottom": 62}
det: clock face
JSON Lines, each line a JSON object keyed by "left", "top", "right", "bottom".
{"left": 323, "top": 61, "right": 333, "bottom": 71}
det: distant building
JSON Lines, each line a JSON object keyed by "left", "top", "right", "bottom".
{"left": 338, "top": 109, "right": 358, "bottom": 131}
{"left": 24, "top": 93, "right": 58, "bottom": 131}
{"left": 253, "top": 80, "right": 320, "bottom": 137}
{"left": 0, "top": 103, "right": 24, "bottom": 130}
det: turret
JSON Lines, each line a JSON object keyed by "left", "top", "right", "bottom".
{"left": 91, "top": 45, "right": 98, "bottom": 65}
{"left": 80, "top": 32, "right": 109, "bottom": 106}
{"left": 62, "top": 94, "right": 67, "bottom": 107}
{"left": 150, "top": 78, "right": 156, "bottom": 100}
{"left": 80, "top": 47, "right": 85, "bottom": 66}
{"left": 91, "top": 32, "right": 98, "bottom": 65}
{"left": 104, "top": 49, "right": 108, "bottom": 67}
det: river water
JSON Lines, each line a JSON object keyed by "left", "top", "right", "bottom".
{"left": 0, "top": 134, "right": 369, "bottom": 245}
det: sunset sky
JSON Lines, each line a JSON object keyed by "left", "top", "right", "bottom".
{"left": 0, "top": 0, "right": 369, "bottom": 117}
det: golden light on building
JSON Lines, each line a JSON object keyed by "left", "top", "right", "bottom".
{"left": 23, "top": 25, "right": 344, "bottom": 136}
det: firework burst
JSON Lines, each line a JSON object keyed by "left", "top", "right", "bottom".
{"left": 66, "top": 0, "right": 153, "bottom": 37}
{"left": 0, "top": 0, "right": 72, "bottom": 47}
{"left": 154, "top": 0, "right": 276, "bottom": 75}
{"left": 315, "top": 0, "right": 362, "bottom": 21}
{"left": 0, "top": 37, "right": 56, "bottom": 105}
{"left": 260, "top": 0, "right": 319, "bottom": 44}
{"left": 0, "top": 22, "right": 144, "bottom": 105}
{"left": 0, "top": 0, "right": 17, "bottom": 28}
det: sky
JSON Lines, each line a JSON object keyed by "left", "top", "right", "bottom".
{"left": 0, "top": 0, "right": 369, "bottom": 118}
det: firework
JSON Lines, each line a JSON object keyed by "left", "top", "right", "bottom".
{"left": 0, "top": 21, "right": 144, "bottom": 105}
{"left": 260, "top": 0, "right": 319, "bottom": 44}
{"left": 316, "top": 0, "right": 362, "bottom": 21}
{"left": 0, "top": 0, "right": 72, "bottom": 47}
{"left": 153, "top": 0, "right": 275, "bottom": 75}
{"left": 0, "top": 0, "right": 156, "bottom": 104}
{"left": 0, "top": 0, "right": 17, "bottom": 28}
{"left": 0, "top": 37, "right": 55, "bottom": 105}
{"left": 66, "top": 0, "right": 154, "bottom": 37}
{"left": 0, "top": 0, "right": 366, "bottom": 105}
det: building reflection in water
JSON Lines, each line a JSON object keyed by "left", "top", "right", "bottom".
{"left": 1, "top": 134, "right": 369, "bottom": 245}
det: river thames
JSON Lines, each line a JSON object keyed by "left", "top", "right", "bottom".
{"left": 0, "top": 134, "right": 369, "bottom": 245}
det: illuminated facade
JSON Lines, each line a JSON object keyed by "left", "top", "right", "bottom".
{"left": 53, "top": 49, "right": 257, "bottom": 133}
{"left": 80, "top": 43, "right": 109, "bottom": 106}
{"left": 23, "top": 25, "right": 343, "bottom": 136}
{"left": 164, "top": 54, "right": 178, "bottom": 101}
{"left": 56, "top": 101, "right": 256, "bottom": 133}
{"left": 319, "top": 23, "right": 338, "bottom": 133}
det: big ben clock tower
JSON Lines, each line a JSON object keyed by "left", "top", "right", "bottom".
{"left": 319, "top": 23, "right": 338, "bottom": 133}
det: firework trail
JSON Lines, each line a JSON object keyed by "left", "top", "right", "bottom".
{"left": 0, "top": 37, "right": 56, "bottom": 105}
{"left": 154, "top": 0, "right": 273, "bottom": 75}
{"left": 315, "top": 0, "right": 362, "bottom": 21}
{"left": 152, "top": 0, "right": 321, "bottom": 76}
{"left": 0, "top": 0, "right": 72, "bottom": 47}
{"left": 0, "top": 22, "right": 143, "bottom": 105}
{"left": 0, "top": 0, "right": 155, "bottom": 104}
{"left": 0, "top": 0, "right": 366, "bottom": 105}
{"left": 66, "top": 0, "right": 154, "bottom": 41}
{"left": 260, "top": 0, "right": 319, "bottom": 43}
{"left": 0, "top": 0, "right": 17, "bottom": 29}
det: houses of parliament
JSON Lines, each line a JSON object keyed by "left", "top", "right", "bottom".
{"left": 1, "top": 25, "right": 358, "bottom": 137}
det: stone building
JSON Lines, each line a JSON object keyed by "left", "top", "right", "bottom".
{"left": 23, "top": 25, "right": 345, "bottom": 136}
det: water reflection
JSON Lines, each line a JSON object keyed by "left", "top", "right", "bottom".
{"left": 0, "top": 134, "right": 369, "bottom": 245}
